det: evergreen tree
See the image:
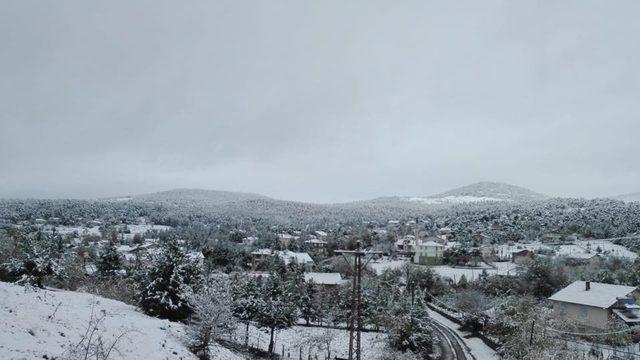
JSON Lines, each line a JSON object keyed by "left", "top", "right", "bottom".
{"left": 255, "top": 270, "right": 297, "bottom": 353}
{"left": 96, "top": 242, "right": 122, "bottom": 277}
{"left": 5, "top": 232, "right": 62, "bottom": 288}
{"left": 299, "top": 280, "right": 320, "bottom": 325}
{"left": 387, "top": 295, "right": 436, "bottom": 358}
{"left": 139, "top": 241, "right": 202, "bottom": 321}
{"left": 523, "top": 257, "right": 566, "bottom": 298}
{"left": 231, "top": 274, "right": 261, "bottom": 346}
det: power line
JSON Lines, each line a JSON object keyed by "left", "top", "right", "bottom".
{"left": 334, "top": 241, "right": 383, "bottom": 360}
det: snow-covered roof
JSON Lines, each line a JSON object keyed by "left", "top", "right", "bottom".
{"left": 549, "top": 281, "right": 637, "bottom": 309}
{"left": 251, "top": 248, "right": 273, "bottom": 256}
{"left": 304, "top": 239, "right": 327, "bottom": 244}
{"left": 315, "top": 231, "right": 328, "bottom": 237}
{"left": 277, "top": 250, "right": 314, "bottom": 265}
{"left": 186, "top": 251, "right": 205, "bottom": 261}
{"left": 420, "top": 240, "right": 444, "bottom": 247}
{"left": 116, "top": 245, "right": 137, "bottom": 253}
{"left": 304, "top": 272, "right": 345, "bottom": 285}
{"left": 395, "top": 237, "right": 416, "bottom": 246}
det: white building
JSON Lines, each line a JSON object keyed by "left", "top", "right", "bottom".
{"left": 414, "top": 240, "right": 444, "bottom": 265}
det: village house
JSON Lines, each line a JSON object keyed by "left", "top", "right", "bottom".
{"left": 277, "top": 233, "right": 298, "bottom": 248}
{"left": 250, "top": 249, "right": 315, "bottom": 270}
{"left": 413, "top": 240, "right": 444, "bottom": 265}
{"left": 439, "top": 227, "right": 453, "bottom": 240}
{"left": 549, "top": 281, "right": 640, "bottom": 329}
{"left": 511, "top": 249, "right": 534, "bottom": 263}
{"left": 277, "top": 250, "right": 314, "bottom": 270}
{"left": 396, "top": 235, "right": 417, "bottom": 253}
{"left": 304, "top": 238, "right": 328, "bottom": 255}
{"left": 250, "top": 249, "right": 273, "bottom": 270}
{"left": 304, "top": 272, "right": 346, "bottom": 289}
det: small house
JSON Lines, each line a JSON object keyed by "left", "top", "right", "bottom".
{"left": 511, "top": 249, "right": 534, "bottom": 263}
{"left": 549, "top": 281, "right": 640, "bottom": 329}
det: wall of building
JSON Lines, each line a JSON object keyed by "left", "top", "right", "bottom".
{"left": 552, "top": 300, "right": 610, "bottom": 329}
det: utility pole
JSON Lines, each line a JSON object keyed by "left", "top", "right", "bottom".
{"left": 529, "top": 319, "right": 535, "bottom": 346}
{"left": 335, "top": 241, "right": 383, "bottom": 360}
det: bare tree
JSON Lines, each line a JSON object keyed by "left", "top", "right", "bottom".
{"left": 65, "top": 301, "right": 132, "bottom": 360}
{"left": 184, "top": 274, "right": 237, "bottom": 360}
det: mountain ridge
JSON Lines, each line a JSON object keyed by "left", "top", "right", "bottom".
{"left": 429, "top": 181, "right": 547, "bottom": 201}
{"left": 117, "top": 181, "right": 547, "bottom": 206}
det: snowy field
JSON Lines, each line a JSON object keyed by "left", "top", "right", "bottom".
{"left": 0, "top": 282, "right": 241, "bottom": 360}
{"left": 431, "top": 262, "right": 518, "bottom": 282}
{"left": 495, "top": 241, "right": 637, "bottom": 261}
{"left": 368, "top": 258, "right": 408, "bottom": 275}
{"left": 232, "top": 324, "right": 388, "bottom": 359}
{"left": 576, "top": 240, "right": 637, "bottom": 260}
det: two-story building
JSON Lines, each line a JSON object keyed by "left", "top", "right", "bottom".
{"left": 414, "top": 240, "right": 444, "bottom": 265}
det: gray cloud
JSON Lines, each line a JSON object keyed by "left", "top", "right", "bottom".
{"left": 1, "top": 0, "right": 639, "bottom": 202}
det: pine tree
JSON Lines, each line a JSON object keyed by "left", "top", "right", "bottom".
{"left": 231, "top": 274, "right": 261, "bottom": 346}
{"left": 96, "top": 242, "right": 122, "bottom": 277}
{"left": 139, "top": 241, "right": 202, "bottom": 322}
{"left": 299, "top": 280, "right": 320, "bottom": 325}
{"left": 5, "top": 232, "right": 62, "bottom": 288}
{"left": 387, "top": 295, "right": 436, "bottom": 358}
{"left": 255, "top": 270, "right": 297, "bottom": 353}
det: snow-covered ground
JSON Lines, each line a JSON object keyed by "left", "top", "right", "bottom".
{"left": 495, "top": 241, "right": 637, "bottom": 261}
{"left": 232, "top": 324, "right": 387, "bottom": 359}
{"left": 577, "top": 240, "right": 637, "bottom": 260}
{"left": 45, "top": 225, "right": 102, "bottom": 237}
{"left": 431, "top": 262, "right": 518, "bottom": 282}
{"left": 368, "top": 258, "right": 408, "bottom": 275}
{"left": 369, "top": 258, "right": 518, "bottom": 281}
{"left": 0, "top": 282, "right": 241, "bottom": 360}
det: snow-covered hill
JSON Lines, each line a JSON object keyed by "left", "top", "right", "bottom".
{"left": 427, "top": 181, "right": 547, "bottom": 202}
{"left": 614, "top": 192, "right": 640, "bottom": 202}
{"left": 405, "top": 195, "right": 506, "bottom": 204}
{"left": 130, "top": 188, "right": 271, "bottom": 205}
{"left": 0, "top": 282, "right": 241, "bottom": 360}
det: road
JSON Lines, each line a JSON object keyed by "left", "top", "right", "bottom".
{"left": 431, "top": 320, "right": 469, "bottom": 360}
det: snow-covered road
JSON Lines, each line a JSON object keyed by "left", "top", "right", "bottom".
{"left": 428, "top": 309, "right": 500, "bottom": 360}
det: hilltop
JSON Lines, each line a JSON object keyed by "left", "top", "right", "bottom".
{"left": 427, "top": 181, "right": 547, "bottom": 202}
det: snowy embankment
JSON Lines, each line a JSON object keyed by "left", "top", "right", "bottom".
{"left": 0, "top": 282, "right": 241, "bottom": 360}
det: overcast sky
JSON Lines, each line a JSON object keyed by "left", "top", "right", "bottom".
{"left": 1, "top": 1, "right": 639, "bottom": 203}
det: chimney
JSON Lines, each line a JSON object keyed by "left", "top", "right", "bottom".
{"left": 585, "top": 281, "right": 591, "bottom": 291}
